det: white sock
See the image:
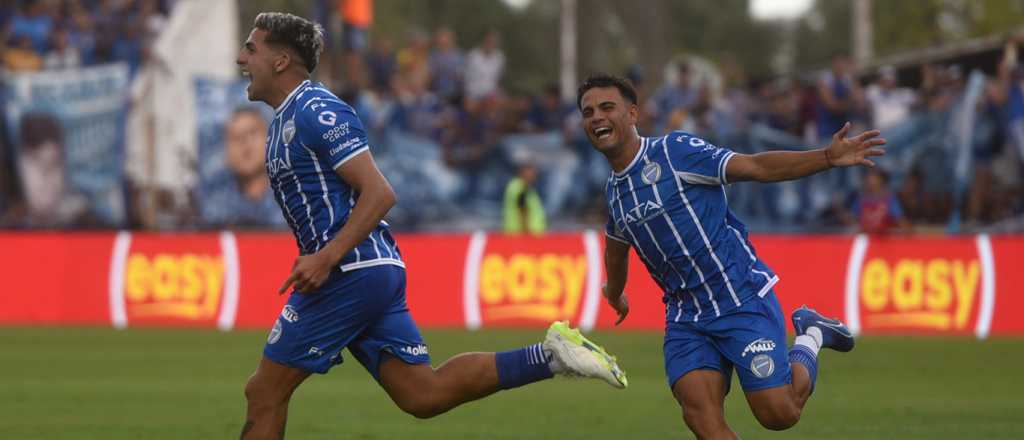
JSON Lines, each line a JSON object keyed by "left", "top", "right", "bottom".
{"left": 794, "top": 327, "right": 822, "bottom": 356}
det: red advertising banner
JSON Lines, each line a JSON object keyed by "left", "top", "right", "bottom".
{"left": 0, "top": 231, "right": 1021, "bottom": 337}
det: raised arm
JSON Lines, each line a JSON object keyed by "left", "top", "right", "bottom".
{"left": 725, "top": 122, "right": 886, "bottom": 184}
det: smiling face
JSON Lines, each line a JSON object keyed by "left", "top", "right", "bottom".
{"left": 579, "top": 86, "right": 639, "bottom": 154}
{"left": 237, "top": 28, "right": 282, "bottom": 104}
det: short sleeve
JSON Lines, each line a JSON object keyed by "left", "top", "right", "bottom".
{"left": 296, "top": 98, "right": 370, "bottom": 169}
{"left": 605, "top": 213, "right": 630, "bottom": 245}
{"left": 666, "top": 132, "right": 736, "bottom": 185}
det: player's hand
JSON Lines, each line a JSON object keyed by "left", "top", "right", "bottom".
{"left": 603, "top": 286, "right": 630, "bottom": 325}
{"left": 279, "top": 252, "right": 335, "bottom": 295}
{"left": 824, "top": 122, "right": 887, "bottom": 168}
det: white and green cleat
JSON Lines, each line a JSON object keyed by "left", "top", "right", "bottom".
{"left": 543, "top": 321, "right": 628, "bottom": 389}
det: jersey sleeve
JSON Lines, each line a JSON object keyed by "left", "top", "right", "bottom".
{"left": 666, "top": 132, "right": 736, "bottom": 185}
{"left": 296, "top": 98, "right": 370, "bottom": 169}
{"left": 605, "top": 213, "right": 630, "bottom": 244}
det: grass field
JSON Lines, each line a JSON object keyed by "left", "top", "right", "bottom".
{"left": 3, "top": 327, "right": 1023, "bottom": 439}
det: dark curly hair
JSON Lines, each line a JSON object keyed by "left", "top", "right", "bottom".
{"left": 254, "top": 12, "right": 324, "bottom": 73}
{"left": 576, "top": 73, "right": 638, "bottom": 110}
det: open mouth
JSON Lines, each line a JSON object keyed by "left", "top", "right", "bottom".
{"left": 594, "top": 127, "right": 613, "bottom": 140}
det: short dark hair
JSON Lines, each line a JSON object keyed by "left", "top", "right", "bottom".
{"left": 576, "top": 73, "right": 638, "bottom": 110}
{"left": 254, "top": 12, "right": 324, "bottom": 73}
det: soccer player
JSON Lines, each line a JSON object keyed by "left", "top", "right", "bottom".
{"left": 235, "top": 13, "right": 627, "bottom": 439}
{"left": 578, "top": 73, "right": 882, "bottom": 438}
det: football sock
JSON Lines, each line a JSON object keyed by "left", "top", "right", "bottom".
{"left": 789, "top": 332, "right": 820, "bottom": 394}
{"left": 495, "top": 343, "right": 554, "bottom": 390}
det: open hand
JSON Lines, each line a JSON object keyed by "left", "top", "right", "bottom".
{"left": 825, "top": 122, "right": 887, "bottom": 168}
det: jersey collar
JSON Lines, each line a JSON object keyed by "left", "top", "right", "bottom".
{"left": 275, "top": 79, "right": 311, "bottom": 114}
{"left": 613, "top": 136, "right": 648, "bottom": 179}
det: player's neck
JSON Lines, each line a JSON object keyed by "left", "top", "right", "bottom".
{"left": 266, "top": 75, "right": 309, "bottom": 111}
{"left": 607, "top": 133, "right": 642, "bottom": 173}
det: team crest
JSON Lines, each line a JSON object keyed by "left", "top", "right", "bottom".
{"left": 750, "top": 354, "right": 775, "bottom": 378}
{"left": 641, "top": 162, "right": 661, "bottom": 185}
{"left": 282, "top": 119, "right": 296, "bottom": 144}
{"left": 268, "top": 320, "right": 282, "bottom": 344}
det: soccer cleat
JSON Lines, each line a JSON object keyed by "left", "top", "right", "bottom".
{"left": 792, "top": 305, "right": 855, "bottom": 352}
{"left": 543, "top": 321, "right": 628, "bottom": 389}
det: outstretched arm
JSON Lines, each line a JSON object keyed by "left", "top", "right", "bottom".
{"left": 603, "top": 237, "right": 631, "bottom": 325}
{"left": 726, "top": 122, "right": 886, "bottom": 183}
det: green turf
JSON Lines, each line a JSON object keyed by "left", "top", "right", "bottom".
{"left": 2, "top": 327, "right": 1022, "bottom": 439}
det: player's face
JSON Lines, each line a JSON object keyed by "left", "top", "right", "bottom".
{"left": 237, "top": 28, "right": 280, "bottom": 103}
{"left": 579, "top": 87, "right": 638, "bottom": 153}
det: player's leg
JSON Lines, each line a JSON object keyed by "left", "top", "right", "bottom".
{"left": 357, "top": 313, "right": 627, "bottom": 418}
{"left": 241, "top": 357, "right": 311, "bottom": 439}
{"left": 242, "top": 268, "right": 392, "bottom": 438}
{"left": 717, "top": 292, "right": 854, "bottom": 431}
{"left": 672, "top": 369, "right": 738, "bottom": 440}
{"left": 664, "top": 321, "right": 739, "bottom": 439}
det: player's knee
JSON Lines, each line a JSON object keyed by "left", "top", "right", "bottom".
{"left": 244, "top": 375, "right": 283, "bottom": 408}
{"left": 395, "top": 396, "right": 446, "bottom": 419}
{"left": 754, "top": 405, "right": 801, "bottom": 431}
{"left": 681, "top": 405, "right": 726, "bottom": 437}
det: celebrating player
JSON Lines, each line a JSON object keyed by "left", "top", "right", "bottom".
{"left": 236, "top": 13, "right": 627, "bottom": 439}
{"left": 578, "top": 73, "right": 881, "bottom": 438}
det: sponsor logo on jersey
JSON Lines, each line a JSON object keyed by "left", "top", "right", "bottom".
{"left": 329, "top": 137, "right": 361, "bottom": 157}
{"left": 750, "top": 354, "right": 775, "bottom": 378}
{"left": 318, "top": 110, "right": 337, "bottom": 126}
{"left": 619, "top": 200, "right": 664, "bottom": 228}
{"left": 321, "top": 122, "right": 351, "bottom": 143}
{"left": 267, "top": 157, "right": 290, "bottom": 178}
{"left": 741, "top": 337, "right": 776, "bottom": 358}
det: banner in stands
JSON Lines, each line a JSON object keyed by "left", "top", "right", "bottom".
{"left": 0, "top": 232, "right": 1021, "bottom": 338}
{"left": 3, "top": 63, "right": 129, "bottom": 226}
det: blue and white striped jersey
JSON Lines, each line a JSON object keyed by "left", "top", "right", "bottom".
{"left": 266, "top": 80, "right": 403, "bottom": 271}
{"left": 605, "top": 132, "right": 778, "bottom": 322}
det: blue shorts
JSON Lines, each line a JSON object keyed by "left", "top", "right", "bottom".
{"left": 263, "top": 264, "right": 430, "bottom": 379}
{"left": 664, "top": 290, "right": 791, "bottom": 393}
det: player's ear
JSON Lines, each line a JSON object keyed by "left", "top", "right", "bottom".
{"left": 274, "top": 51, "right": 290, "bottom": 73}
{"left": 628, "top": 104, "right": 639, "bottom": 125}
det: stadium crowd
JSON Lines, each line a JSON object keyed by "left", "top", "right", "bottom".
{"left": 2, "top": 0, "right": 1023, "bottom": 234}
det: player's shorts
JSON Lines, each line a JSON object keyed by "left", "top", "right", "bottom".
{"left": 663, "top": 290, "right": 791, "bottom": 393}
{"left": 263, "top": 264, "right": 430, "bottom": 380}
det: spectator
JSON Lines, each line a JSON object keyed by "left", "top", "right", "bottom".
{"left": 4, "top": 35, "right": 43, "bottom": 71}
{"left": 364, "top": 36, "right": 396, "bottom": 93}
{"left": 815, "top": 54, "right": 863, "bottom": 142}
{"left": 865, "top": 66, "right": 917, "bottom": 130}
{"left": 648, "top": 61, "right": 700, "bottom": 134}
{"left": 428, "top": 27, "right": 464, "bottom": 100}
{"left": 8, "top": 0, "right": 53, "bottom": 54}
{"left": 503, "top": 163, "right": 546, "bottom": 235}
{"left": 464, "top": 30, "right": 505, "bottom": 99}
{"left": 840, "top": 168, "right": 909, "bottom": 234}
{"left": 396, "top": 29, "right": 430, "bottom": 94}
{"left": 202, "top": 108, "right": 285, "bottom": 228}
{"left": 523, "top": 83, "right": 570, "bottom": 132}
{"left": 43, "top": 27, "right": 81, "bottom": 70}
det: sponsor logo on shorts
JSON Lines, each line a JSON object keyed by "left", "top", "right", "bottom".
{"left": 401, "top": 344, "right": 429, "bottom": 356}
{"left": 750, "top": 354, "right": 775, "bottom": 379}
{"left": 281, "top": 305, "right": 299, "bottom": 323}
{"left": 268, "top": 320, "right": 282, "bottom": 344}
{"left": 308, "top": 346, "right": 322, "bottom": 356}
{"left": 741, "top": 337, "right": 776, "bottom": 358}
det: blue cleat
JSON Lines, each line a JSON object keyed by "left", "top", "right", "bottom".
{"left": 791, "top": 305, "right": 855, "bottom": 352}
